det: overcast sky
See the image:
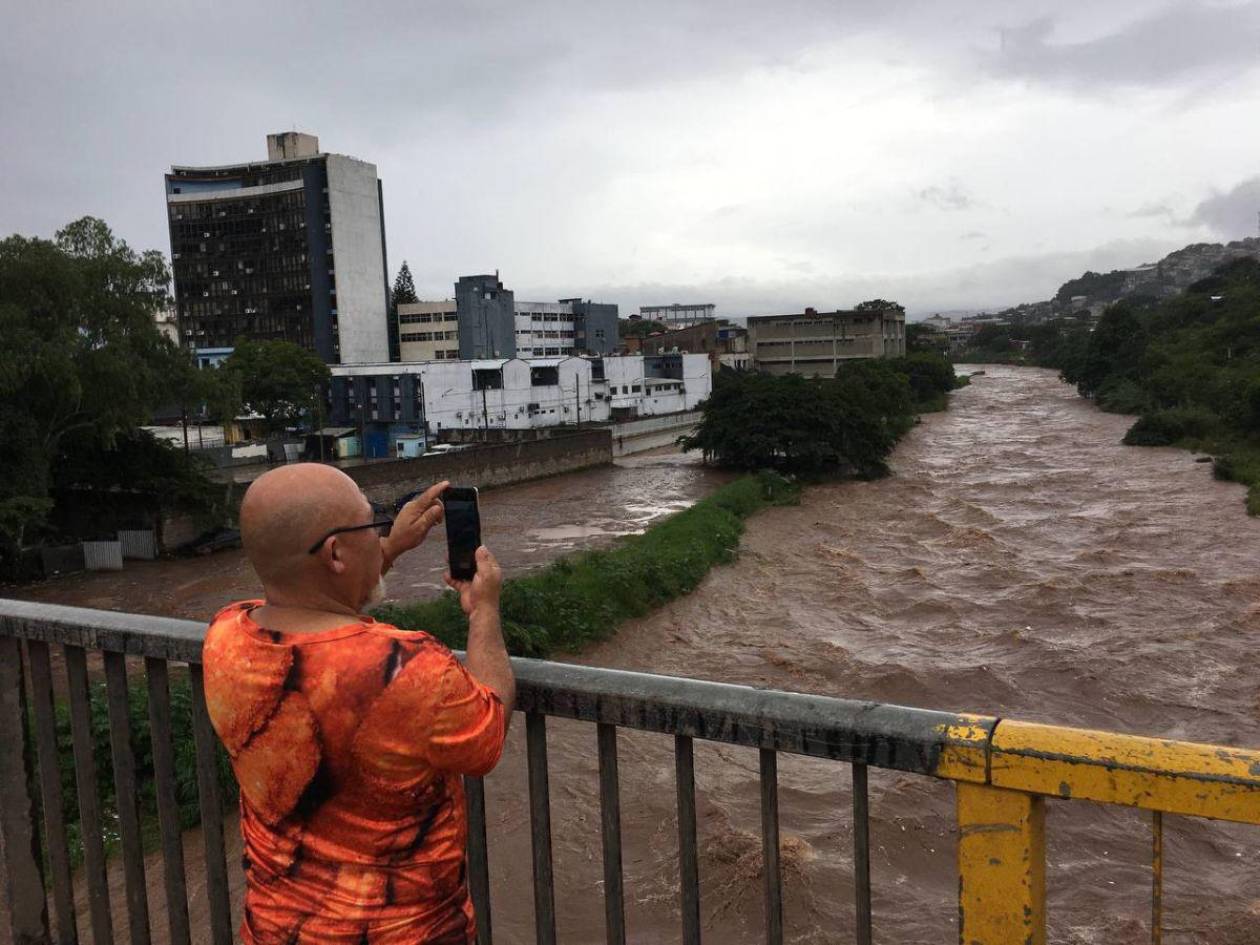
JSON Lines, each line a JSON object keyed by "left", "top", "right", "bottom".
{"left": 3, "top": 0, "right": 1259, "bottom": 317}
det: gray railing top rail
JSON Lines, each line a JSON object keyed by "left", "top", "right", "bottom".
{"left": 0, "top": 597, "right": 992, "bottom": 778}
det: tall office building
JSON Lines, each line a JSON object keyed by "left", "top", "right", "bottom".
{"left": 165, "top": 132, "right": 391, "bottom": 365}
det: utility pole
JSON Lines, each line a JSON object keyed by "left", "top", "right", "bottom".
{"left": 418, "top": 373, "right": 427, "bottom": 448}
{"left": 575, "top": 378, "right": 581, "bottom": 428}
{"left": 481, "top": 383, "right": 489, "bottom": 441}
{"left": 180, "top": 404, "right": 190, "bottom": 454}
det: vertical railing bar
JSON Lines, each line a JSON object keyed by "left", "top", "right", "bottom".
{"left": 526, "top": 711, "right": 557, "bottom": 945}
{"left": 145, "top": 657, "right": 192, "bottom": 945}
{"left": 597, "top": 722, "right": 626, "bottom": 945}
{"left": 104, "top": 651, "right": 153, "bottom": 945}
{"left": 852, "top": 762, "right": 872, "bottom": 945}
{"left": 28, "top": 639, "right": 78, "bottom": 944}
{"left": 760, "top": 748, "right": 783, "bottom": 945}
{"left": 675, "top": 734, "right": 701, "bottom": 945}
{"left": 1151, "top": 810, "right": 1163, "bottom": 945}
{"left": 65, "top": 644, "right": 114, "bottom": 945}
{"left": 189, "top": 663, "right": 233, "bottom": 945}
{"left": 0, "top": 635, "right": 50, "bottom": 945}
{"left": 464, "top": 774, "right": 493, "bottom": 945}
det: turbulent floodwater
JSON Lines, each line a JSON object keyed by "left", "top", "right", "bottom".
{"left": 15, "top": 367, "right": 1260, "bottom": 944}
{"left": 477, "top": 366, "right": 1260, "bottom": 945}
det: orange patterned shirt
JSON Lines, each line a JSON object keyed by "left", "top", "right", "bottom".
{"left": 202, "top": 601, "right": 506, "bottom": 945}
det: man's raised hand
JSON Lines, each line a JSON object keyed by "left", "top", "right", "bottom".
{"left": 382, "top": 480, "right": 449, "bottom": 568}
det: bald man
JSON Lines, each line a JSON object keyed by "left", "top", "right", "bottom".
{"left": 201, "top": 464, "right": 514, "bottom": 945}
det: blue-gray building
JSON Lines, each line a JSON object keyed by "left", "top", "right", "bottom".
{"left": 565, "top": 299, "right": 620, "bottom": 356}
{"left": 456, "top": 274, "right": 516, "bottom": 359}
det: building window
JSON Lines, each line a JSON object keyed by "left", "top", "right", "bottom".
{"left": 473, "top": 368, "right": 503, "bottom": 390}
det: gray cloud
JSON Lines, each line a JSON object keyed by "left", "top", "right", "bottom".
{"left": 988, "top": 3, "right": 1260, "bottom": 89}
{"left": 2, "top": 0, "right": 1259, "bottom": 321}
{"left": 521, "top": 237, "right": 1180, "bottom": 318}
{"left": 1188, "top": 176, "right": 1260, "bottom": 237}
{"left": 1127, "top": 202, "right": 1178, "bottom": 220}
{"left": 917, "top": 181, "right": 978, "bottom": 211}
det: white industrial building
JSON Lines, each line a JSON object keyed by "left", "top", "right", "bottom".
{"left": 328, "top": 354, "right": 711, "bottom": 444}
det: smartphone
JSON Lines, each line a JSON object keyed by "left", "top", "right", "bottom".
{"left": 442, "top": 486, "right": 481, "bottom": 581}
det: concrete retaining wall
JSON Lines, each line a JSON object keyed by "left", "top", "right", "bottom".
{"left": 345, "top": 429, "right": 613, "bottom": 506}
{"left": 608, "top": 410, "right": 702, "bottom": 457}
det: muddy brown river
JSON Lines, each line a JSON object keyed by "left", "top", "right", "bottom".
{"left": 13, "top": 365, "right": 1260, "bottom": 944}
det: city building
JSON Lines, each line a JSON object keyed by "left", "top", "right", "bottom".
{"left": 397, "top": 300, "right": 459, "bottom": 361}
{"left": 455, "top": 273, "right": 619, "bottom": 360}
{"left": 639, "top": 303, "right": 716, "bottom": 328}
{"left": 748, "top": 306, "right": 905, "bottom": 376}
{"left": 455, "top": 274, "right": 515, "bottom": 360}
{"left": 165, "top": 132, "right": 391, "bottom": 365}
{"left": 636, "top": 321, "right": 720, "bottom": 370}
{"left": 154, "top": 306, "right": 179, "bottom": 345}
{"left": 514, "top": 301, "right": 576, "bottom": 358}
{"left": 717, "top": 323, "right": 750, "bottom": 371}
{"left": 565, "top": 299, "right": 619, "bottom": 356}
{"left": 326, "top": 354, "right": 711, "bottom": 456}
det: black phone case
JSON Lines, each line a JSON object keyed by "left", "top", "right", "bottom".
{"left": 445, "top": 490, "right": 481, "bottom": 581}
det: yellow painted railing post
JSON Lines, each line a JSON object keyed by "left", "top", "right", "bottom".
{"left": 956, "top": 782, "right": 1046, "bottom": 945}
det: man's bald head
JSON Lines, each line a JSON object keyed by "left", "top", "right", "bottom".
{"left": 240, "top": 464, "right": 369, "bottom": 590}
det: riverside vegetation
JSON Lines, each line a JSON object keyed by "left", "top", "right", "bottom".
{"left": 962, "top": 258, "right": 1260, "bottom": 514}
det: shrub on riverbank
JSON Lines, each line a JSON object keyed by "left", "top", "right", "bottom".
{"left": 376, "top": 471, "right": 800, "bottom": 656}
{"left": 29, "top": 672, "right": 237, "bottom": 873}
{"left": 679, "top": 352, "right": 961, "bottom": 476}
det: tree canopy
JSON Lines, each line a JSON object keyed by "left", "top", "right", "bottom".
{"left": 855, "top": 299, "right": 905, "bottom": 312}
{"left": 221, "top": 339, "right": 330, "bottom": 433}
{"left": 680, "top": 353, "right": 959, "bottom": 478}
{"left": 619, "top": 319, "right": 668, "bottom": 339}
{"left": 392, "top": 261, "right": 418, "bottom": 305}
{"left": 0, "top": 217, "right": 192, "bottom": 555}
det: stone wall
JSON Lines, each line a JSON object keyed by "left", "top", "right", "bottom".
{"left": 345, "top": 429, "right": 612, "bottom": 505}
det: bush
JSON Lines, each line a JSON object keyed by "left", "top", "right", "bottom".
{"left": 31, "top": 672, "right": 237, "bottom": 871}
{"left": 377, "top": 472, "right": 800, "bottom": 655}
{"left": 1122, "top": 407, "right": 1219, "bottom": 447}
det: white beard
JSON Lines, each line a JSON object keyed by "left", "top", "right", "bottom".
{"left": 366, "top": 576, "right": 387, "bottom": 608}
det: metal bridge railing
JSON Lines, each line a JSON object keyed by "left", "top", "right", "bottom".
{"left": 1, "top": 598, "right": 1259, "bottom": 945}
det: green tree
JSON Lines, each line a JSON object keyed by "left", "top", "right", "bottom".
{"left": 0, "top": 217, "right": 185, "bottom": 556}
{"left": 1072, "top": 303, "right": 1147, "bottom": 399}
{"left": 222, "top": 340, "right": 330, "bottom": 433}
{"left": 392, "top": 261, "right": 418, "bottom": 305}
{"left": 907, "top": 322, "right": 947, "bottom": 354}
{"left": 619, "top": 319, "right": 667, "bottom": 339}
{"left": 969, "top": 324, "right": 1011, "bottom": 352}
{"left": 855, "top": 299, "right": 905, "bottom": 312}
{"left": 680, "top": 366, "right": 915, "bottom": 478}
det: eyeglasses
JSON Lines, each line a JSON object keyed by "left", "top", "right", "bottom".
{"left": 306, "top": 517, "right": 394, "bottom": 555}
